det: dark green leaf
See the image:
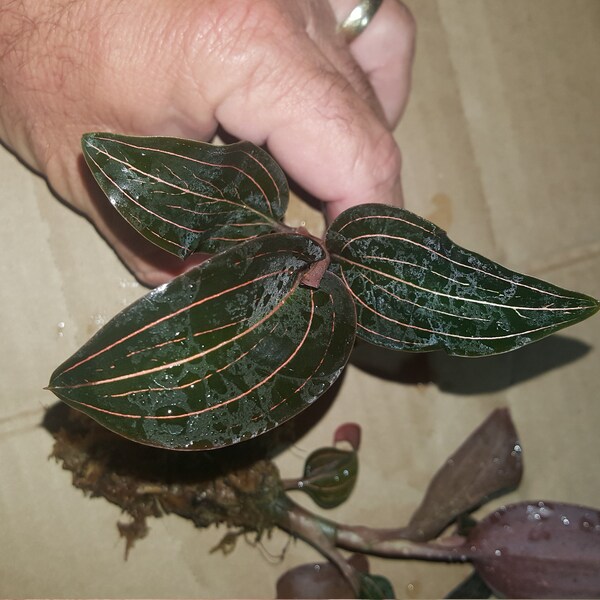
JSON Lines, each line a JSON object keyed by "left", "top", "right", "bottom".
{"left": 358, "top": 573, "right": 396, "bottom": 599}
{"left": 82, "top": 133, "right": 288, "bottom": 258}
{"left": 445, "top": 570, "right": 491, "bottom": 599}
{"left": 466, "top": 501, "right": 600, "bottom": 598}
{"left": 327, "top": 204, "right": 599, "bottom": 356}
{"left": 298, "top": 446, "right": 358, "bottom": 509}
{"left": 403, "top": 408, "right": 522, "bottom": 542}
{"left": 48, "top": 233, "right": 356, "bottom": 450}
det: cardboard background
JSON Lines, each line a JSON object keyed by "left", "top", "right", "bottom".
{"left": 1, "top": 1, "right": 598, "bottom": 597}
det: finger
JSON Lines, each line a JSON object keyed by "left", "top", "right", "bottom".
{"left": 219, "top": 74, "right": 403, "bottom": 220}
{"left": 332, "top": 0, "right": 416, "bottom": 127}
{"left": 200, "top": 14, "right": 403, "bottom": 219}
{"left": 74, "top": 163, "right": 209, "bottom": 287}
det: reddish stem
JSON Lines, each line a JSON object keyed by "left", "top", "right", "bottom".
{"left": 294, "top": 226, "right": 331, "bottom": 289}
{"left": 272, "top": 494, "right": 469, "bottom": 563}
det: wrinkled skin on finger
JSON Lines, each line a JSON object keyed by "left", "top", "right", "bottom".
{"left": 0, "top": 0, "right": 415, "bottom": 285}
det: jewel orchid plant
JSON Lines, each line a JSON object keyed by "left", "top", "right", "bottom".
{"left": 47, "top": 133, "right": 599, "bottom": 450}
{"left": 47, "top": 404, "right": 600, "bottom": 599}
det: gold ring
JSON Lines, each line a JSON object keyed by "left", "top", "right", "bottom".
{"left": 338, "top": 0, "right": 384, "bottom": 43}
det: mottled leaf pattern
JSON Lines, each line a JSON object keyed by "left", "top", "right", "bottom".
{"left": 48, "top": 234, "right": 356, "bottom": 450}
{"left": 327, "top": 204, "right": 599, "bottom": 356}
{"left": 56, "top": 135, "right": 598, "bottom": 452}
{"left": 82, "top": 133, "right": 288, "bottom": 258}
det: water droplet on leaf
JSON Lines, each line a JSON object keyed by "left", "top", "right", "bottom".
{"left": 155, "top": 404, "right": 187, "bottom": 418}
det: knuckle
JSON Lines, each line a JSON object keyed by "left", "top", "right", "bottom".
{"left": 183, "top": 0, "right": 302, "bottom": 101}
{"left": 331, "top": 127, "right": 402, "bottom": 204}
{"left": 370, "top": 132, "right": 402, "bottom": 190}
{"left": 196, "top": 0, "right": 293, "bottom": 60}
{"left": 349, "top": 130, "right": 402, "bottom": 203}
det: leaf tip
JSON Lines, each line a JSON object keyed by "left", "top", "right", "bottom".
{"left": 81, "top": 131, "right": 99, "bottom": 149}
{"left": 587, "top": 294, "right": 600, "bottom": 314}
{"left": 334, "top": 422, "right": 361, "bottom": 451}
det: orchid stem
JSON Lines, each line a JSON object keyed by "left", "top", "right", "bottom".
{"left": 272, "top": 493, "right": 469, "bottom": 563}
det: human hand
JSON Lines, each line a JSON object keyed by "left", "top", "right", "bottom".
{"left": 0, "top": 0, "right": 415, "bottom": 286}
